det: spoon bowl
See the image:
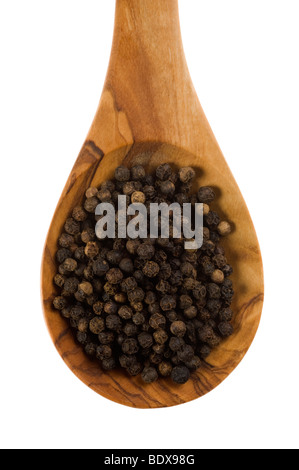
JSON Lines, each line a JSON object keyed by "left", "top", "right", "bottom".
{"left": 41, "top": 0, "right": 264, "bottom": 408}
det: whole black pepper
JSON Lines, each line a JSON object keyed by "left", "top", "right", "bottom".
{"left": 131, "top": 165, "right": 146, "bottom": 181}
{"left": 142, "top": 261, "right": 160, "bottom": 278}
{"left": 138, "top": 332, "right": 154, "bottom": 349}
{"left": 178, "top": 166, "right": 195, "bottom": 184}
{"left": 170, "top": 321, "right": 187, "bottom": 338}
{"left": 177, "top": 344, "right": 194, "bottom": 363}
{"left": 160, "top": 295, "right": 177, "bottom": 311}
{"left": 218, "top": 321, "right": 234, "bottom": 337}
{"left": 119, "top": 258, "right": 134, "bottom": 273}
{"left": 153, "top": 329, "right": 168, "bottom": 345}
{"left": 106, "top": 268, "right": 123, "bottom": 284}
{"left": 64, "top": 218, "right": 80, "bottom": 235}
{"left": 98, "top": 331, "right": 115, "bottom": 344}
{"left": 84, "top": 196, "right": 99, "bottom": 213}
{"left": 171, "top": 365, "right": 190, "bottom": 384}
{"left": 118, "top": 305, "right": 133, "bottom": 320}
{"left": 158, "top": 361, "right": 173, "bottom": 377}
{"left": 53, "top": 296, "right": 68, "bottom": 311}
{"left": 101, "top": 357, "right": 116, "bottom": 371}
{"left": 89, "top": 317, "right": 105, "bottom": 334}
{"left": 96, "top": 345, "right": 113, "bottom": 360}
{"left": 123, "top": 322, "right": 138, "bottom": 337}
{"left": 149, "top": 313, "right": 166, "bottom": 330}
{"left": 106, "top": 314, "right": 122, "bottom": 331}
{"left": 58, "top": 233, "right": 74, "bottom": 248}
{"left": 198, "top": 186, "right": 216, "bottom": 204}
{"left": 169, "top": 336, "right": 185, "bottom": 352}
{"left": 156, "top": 163, "right": 172, "bottom": 181}
{"left": 54, "top": 274, "right": 65, "bottom": 288}
{"left": 53, "top": 163, "right": 235, "bottom": 385}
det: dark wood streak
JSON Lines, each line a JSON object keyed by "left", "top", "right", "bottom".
{"left": 238, "top": 293, "right": 264, "bottom": 321}
{"left": 154, "top": 381, "right": 186, "bottom": 406}
{"left": 44, "top": 244, "right": 56, "bottom": 270}
{"left": 61, "top": 346, "right": 81, "bottom": 361}
{"left": 65, "top": 140, "right": 105, "bottom": 196}
{"left": 54, "top": 326, "right": 71, "bottom": 348}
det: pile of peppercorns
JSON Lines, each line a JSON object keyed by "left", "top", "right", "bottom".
{"left": 53, "top": 163, "right": 234, "bottom": 385}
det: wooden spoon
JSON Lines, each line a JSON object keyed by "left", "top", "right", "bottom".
{"left": 41, "top": 0, "right": 264, "bottom": 408}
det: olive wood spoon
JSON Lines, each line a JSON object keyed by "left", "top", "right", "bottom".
{"left": 41, "top": 0, "right": 264, "bottom": 408}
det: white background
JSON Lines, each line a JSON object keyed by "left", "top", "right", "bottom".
{"left": 0, "top": 0, "right": 298, "bottom": 450}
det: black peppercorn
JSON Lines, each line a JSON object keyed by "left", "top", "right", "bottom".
{"left": 160, "top": 295, "right": 177, "bottom": 311}
{"left": 93, "top": 258, "right": 109, "bottom": 277}
{"left": 137, "top": 243, "right": 155, "bottom": 260}
{"left": 171, "top": 365, "right": 190, "bottom": 384}
{"left": 97, "top": 188, "right": 112, "bottom": 202}
{"left": 127, "top": 361, "right": 143, "bottom": 376}
{"left": 131, "top": 165, "right": 146, "bottom": 181}
{"left": 169, "top": 336, "right": 185, "bottom": 352}
{"left": 179, "top": 295, "right": 193, "bottom": 310}
{"left": 149, "top": 313, "right": 166, "bottom": 330}
{"left": 132, "top": 312, "right": 145, "bottom": 326}
{"left": 198, "top": 186, "right": 216, "bottom": 204}
{"left": 138, "top": 332, "right": 154, "bottom": 349}
{"left": 219, "top": 307, "right": 233, "bottom": 322}
{"left": 123, "top": 322, "right": 138, "bottom": 337}
{"left": 156, "top": 163, "right": 172, "bottom": 181}
{"left": 178, "top": 166, "right": 195, "bottom": 183}
{"left": 118, "top": 305, "right": 133, "bottom": 320}
{"left": 76, "top": 331, "right": 88, "bottom": 345}
{"left": 218, "top": 321, "right": 234, "bottom": 337}
{"left": 119, "top": 258, "right": 134, "bottom": 274}
{"left": 142, "top": 261, "right": 160, "bottom": 278}
{"left": 63, "top": 277, "right": 80, "bottom": 295}
{"left": 177, "top": 344, "right": 194, "bottom": 363}
{"left": 122, "top": 338, "right": 139, "bottom": 355}
{"left": 158, "top": 361, "right": 173, "bottom": 377}
{"left": 98, "top": 331, "right": 115, "bottom": 345}
{"left": 54, "top": 273, "right": 65, "bottom": 288}
{"left": 127, "top": 288, "right": 145, "bottom": 303}
{"left": 56, "top": 248, "right": 72, "bottom": 264}
{"left": 153, "top": 329, "right": 168, "bottom": 345}
{"left": 58, "top": 233, "right": 75, "bottom": 248}
{"left": 183, "top": 305, "right": 197, "bottom": 319}
{"left": 170, "top": 321, "right": 187, "bottom": 337}
{"left": 160, "top": 180, "right": 175, "bottom": 195}
{"left": 72, "top": 205, "right": 87, "bottom": 222}
{"left": 96, "top": 345, "right": 113, "bottom": 360}
{"left": 185, "top": 355, "right": 201, "bottom": 371}
{"left": 85, "top": 342, "right": 97, "bottom": 356}
{"left": 84, "top": 242, "right": 99, "bottom": 259}
{"left": 101, "top": 357, "right": 116, "bottom": 370}
{"left": 53, "top": 296, "right": 68, "bottom": 311}
{"left": 121, "top": 276, "right": 138, "bottom": 293}
{"left": 106, "top": 268, "right": 123, "bottom": 284}
{"left": 84, "top": 196, "right": 99, "bottom": 213}
{"left": 106, "top": 250, "right": 123, "bottom": 265}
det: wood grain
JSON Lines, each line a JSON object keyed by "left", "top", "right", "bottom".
{"left": 41, "top": 0, "right": 264, "bottom": 408}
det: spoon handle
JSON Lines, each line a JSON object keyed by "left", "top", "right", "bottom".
{"left": 87, "top": 0, "right": 210, "bottom": 154}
